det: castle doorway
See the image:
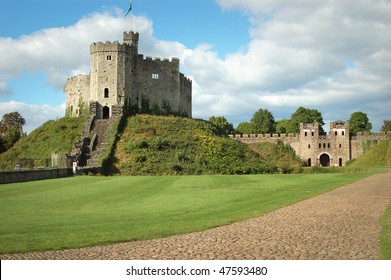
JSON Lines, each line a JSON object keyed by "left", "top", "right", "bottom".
{"left": 320, "top": 154, "right": 330, "bottom": 167}
{"left": 102, "top": 106, "right": 110, "bottom": 119}
{"left": 307, "top": 158, "right": 312, "bottom": 166}
{"left": 339, "top": 158, "right": 343, "bottom": 166}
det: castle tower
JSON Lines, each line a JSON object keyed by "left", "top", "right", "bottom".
{"left": 123, "top": 31, "right": 139, "bottom": 53}
{"left": 64, "top": 30, "right": 192, "bottom": 119}
{"left": 329, "top": 120, "right": 350, "bottom": 166}
{"left": 299, "top": 122, "right": 320, "bottom": 166}
{"left": 89, "top": 40, "right": 132, "bottom": 119}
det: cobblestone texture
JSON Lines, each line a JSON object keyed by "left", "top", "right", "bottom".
{"left": 2, "top": 170, "right": 390, "bottom": 260}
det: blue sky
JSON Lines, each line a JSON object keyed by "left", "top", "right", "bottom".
{"left": 1, "top": 0, "right": 391, "bottom": 133}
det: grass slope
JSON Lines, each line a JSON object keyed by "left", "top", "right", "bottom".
{"left": 352, "top": 139, "right": 391, "bottom": 167}
{"left": 250, "top": 141, "right": 303, "bottom": 173}
{"left": 113, "top": 115, "right": 277, "bottom": 175}
{"left": 0, "top": 117, "right": 86, "bottom": 169}
{"left": 0, "top": 173, "right": 372, "bottom": 254}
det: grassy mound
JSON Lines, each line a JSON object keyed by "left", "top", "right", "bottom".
{"left": 351, "top": 139, "right": 391, "bottom": 167}
{"left": 0, "top": 117, "right": 86, "bottom": 169}
{"left": 112, "top": 115, "right": 277, "bottom": 175}
{"left": 249, "top": 141, "right": 303, "bottom": 173}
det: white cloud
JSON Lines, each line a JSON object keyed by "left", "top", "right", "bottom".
{"left": 0, "top": 9, "right": 186, "bottom": 132}
{"left": 188, "top": 0, "right": 391, "bottom": 130}
{"left": 0, "top": 101, "right": 65, "bottom": 134}
{"left": 1, "top": 1, "right": 391, "bottom": 133}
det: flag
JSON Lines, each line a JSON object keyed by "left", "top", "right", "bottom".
{"left": 125, "top": 0, "right": 132, "bottom": 17}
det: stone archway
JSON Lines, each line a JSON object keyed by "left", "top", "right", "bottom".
{"left": 307, "top": 158, "right": 312, "bottom": 167}
{"left": 320, "top": 154, "right": 330, "bottom": 167}
{"left": 102, "top": 106, "right": 110, "bottom": 119}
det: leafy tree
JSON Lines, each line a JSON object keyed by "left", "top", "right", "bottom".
{"left": 0, "top": 112, "right": 26, "bottom": 153}
{"left": 290, "top": 106, "right": 324, "bottom": 133}
{"left": 250, "top": 108, "right": 276, "bottom": 134}
{"left": 275, "top": 119, "right": 297, "bottom": 134}
{"left": 236, "top": 122, "right": 252, "bottom": 135}
{"left": 381, "top": 120, "right": 391, "bottom": 133}
{"left": 208, "top": 116, "right": 234, "bottom": 136}
{"left": 349, "top": 111, "right": 372, "bottom": 133}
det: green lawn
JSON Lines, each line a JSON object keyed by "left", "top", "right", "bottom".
{"left": 380, "top": 202, "right": 391, "bottom": 259}
{"left": 0, "top": 173, "right": 375, "bottom": 254}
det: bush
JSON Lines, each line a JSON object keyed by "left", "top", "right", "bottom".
{"left": 113, "top": 115, "right": 278, "bottom": 176}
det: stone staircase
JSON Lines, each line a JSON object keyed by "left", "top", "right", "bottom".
{"left": 70, "top": 116, "right": 118, "bottom": 167}
{"left": 86, "top": 119, "right": 110, "bottom": 166}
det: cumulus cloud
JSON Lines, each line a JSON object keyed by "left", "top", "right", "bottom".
{"left": 186, "top": 0, "right": 391, "bottom": 130}
{"left": 1, "top": 1, "right": 391, "bottom": 132}
{"left": 0, "top": 9, "right": 186, "bottom": 95}
{"left": 0, "top": 101, "right": 65, "bottom": 133}
{"left": 0, "top": 9, "right": 187, "bottom": 132}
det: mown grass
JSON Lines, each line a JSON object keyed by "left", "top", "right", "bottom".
{"left": 0, "top": 172, "right": 373, "bottom": 254}
{"left": 380, "top": 202, "right": 391, "bottom": 259}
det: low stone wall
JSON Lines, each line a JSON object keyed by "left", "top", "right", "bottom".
{"left": 0, "top": 168, "right": 72, "bottom": 184}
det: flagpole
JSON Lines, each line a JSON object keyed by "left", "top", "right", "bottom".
{"left": 131, "top": 0, "right": 133, "bottom": 32}
{"left": 125, "top": 1, "right": 133, "bottom": 32}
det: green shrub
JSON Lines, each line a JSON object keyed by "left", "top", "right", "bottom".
{"left": 113, "top": 115, "right": 277, "bottom": 176}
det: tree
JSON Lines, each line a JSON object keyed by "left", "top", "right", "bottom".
{"left": 236, "top": 122, "right": 252, "bottom": 135}
{"left": 349, "top": 111, "right": 372, "bottom": 133}
{"left": 381, "top": 120, "right": 391, "bottom": 133}
{"left": 275, "top": 119, "right": 297, "bottom": 134}
{"left": 208, "top": 116, "right": 234, "bottom": 136}
{"left": 250, "top": 108, "right": 276, "bottom": 134}
{"left": 0, "top": 112, "right": 26, "bottom": 153}
{"left": 290, "top": 107, "right": 325, "bottom": 133}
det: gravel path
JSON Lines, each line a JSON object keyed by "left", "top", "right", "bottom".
{"left": 2, "top": 170, "right": 391, "bottom": 260}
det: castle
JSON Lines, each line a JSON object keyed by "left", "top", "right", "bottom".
{"left": 65, "top": 31, "right": 192, "bottom": 119}
{"left": 230, "top": 121, "right": 391, "bottom": 166}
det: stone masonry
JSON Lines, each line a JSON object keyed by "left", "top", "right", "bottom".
{"left": 230, "top": 121, "right": 391, "bottom": 166}
{"left": 65, "top": 31, "right": 192, "bottom": 119}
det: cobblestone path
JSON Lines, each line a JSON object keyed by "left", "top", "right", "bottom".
{"left": 2, "top": 170, "right": 391, "bottom": 260}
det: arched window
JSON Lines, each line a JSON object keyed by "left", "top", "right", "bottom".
{"left": 104, "top": 88, "right": 109, "bottom": 98}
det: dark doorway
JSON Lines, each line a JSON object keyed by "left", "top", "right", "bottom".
{"left": 308, "top": 158, "right": 312, "bottom": 167}
{"left": 320, "top": 154, "right": 330, "bottom": 167}
{"left": 102, "top": 106, "right": 110, "bottom": 119}
{"left": 339, "top": 158, "right": 343, "bottom": 166}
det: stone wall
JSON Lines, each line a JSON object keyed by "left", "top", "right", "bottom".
{"left": 350, "top": 131, "right": 391, "bottom": 160}
{"left": 65, "top": 74, "right": 90, "bottom": 117}
{"left": 0, "top": 168, "right": 71, "bottom": 184}
{"left": 230, "top": 127, "right": 391, "bottom": 166}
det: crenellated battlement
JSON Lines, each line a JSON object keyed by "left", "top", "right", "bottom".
{"left": 90, "top": 41, "right": 131, "bottom": 54}
{"left": 229, "top": 133, "right": 300, "bottom": 144}
{"left": 66, "top": 74, "right": 89, "bottom": 83}
{"left": 351, "top": 131, "right": 391, "bottom": 141}
{"left": 138, "top": 55, "right": 180, "bottom": 66}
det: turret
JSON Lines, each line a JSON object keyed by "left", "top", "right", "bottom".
{"left": 124, "top": 31, "right": 139, "bottom": 54}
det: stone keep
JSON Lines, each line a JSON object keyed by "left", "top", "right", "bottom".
{"left": 65, "top": 31, "right": 192, "bottom": 119}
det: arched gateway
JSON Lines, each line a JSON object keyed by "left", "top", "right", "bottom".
{"left": 319, "top": 154, "right": 330, "bottom": 167}
{"left": 102, "top": 106, "right": 110, "bottom": 119}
